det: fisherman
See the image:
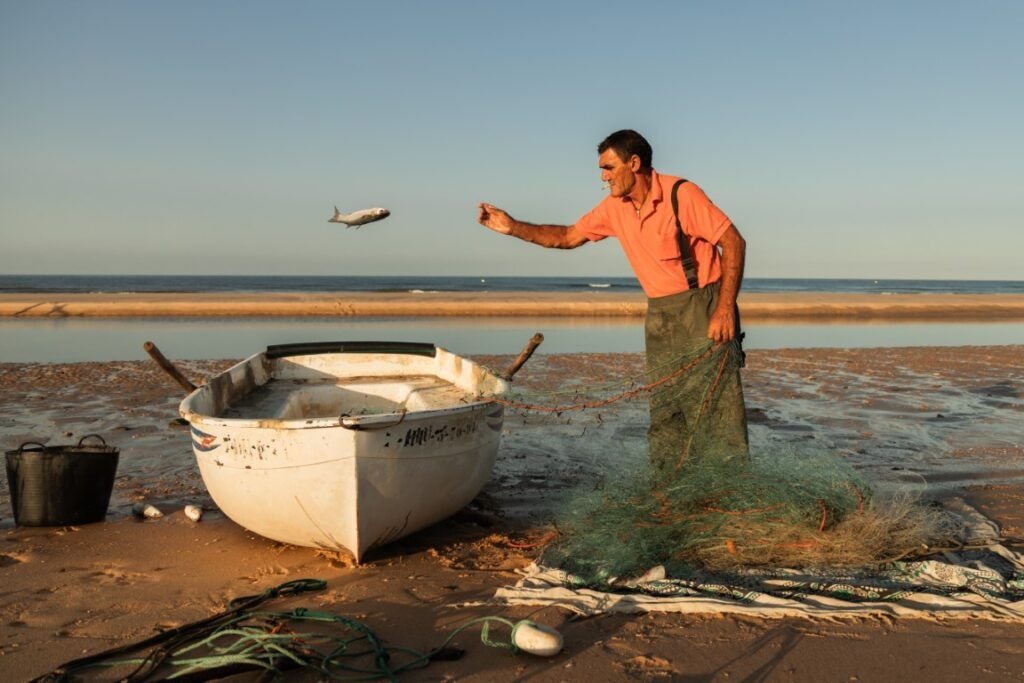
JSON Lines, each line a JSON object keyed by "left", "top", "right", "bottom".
{"left": 477, "top": 129, "right": 748, "bottom": 471}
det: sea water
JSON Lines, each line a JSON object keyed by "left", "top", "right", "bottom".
{"left": 1, "top": 316, "right": 1023, "bottom": 363}
{"left": 3, "top": 274, "right": 1024, "bottom": 295}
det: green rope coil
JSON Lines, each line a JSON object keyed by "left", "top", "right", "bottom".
{"left": 34, "top": 580, "right": 527, "bottom": 682}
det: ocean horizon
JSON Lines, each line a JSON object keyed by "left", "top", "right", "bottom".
{"left": 2, "top": 275, "right": 1023, "bottom": 296}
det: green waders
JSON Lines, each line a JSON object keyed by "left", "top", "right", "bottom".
{"left": 645, "top": 281, "right": 750, "bottom": 473}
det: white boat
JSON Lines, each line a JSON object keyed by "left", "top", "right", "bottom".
{"left": 179, "top": 341, "right": 509, "bottom": 561}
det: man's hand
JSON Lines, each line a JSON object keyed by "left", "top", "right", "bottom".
{"left": 707, "top": 305, "right": 737, "bottom": 343}
{"left": 478, "top": 203, "right": 516, "bottom": 235}
{"left": 477, "top": 205, "right": 588, "bottom": 249}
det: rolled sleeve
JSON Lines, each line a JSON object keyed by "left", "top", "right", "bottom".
{"left": 574, "top": 202, "right": 614, "bottom": 242}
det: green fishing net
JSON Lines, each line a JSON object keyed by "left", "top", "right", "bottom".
{"left": 541, "top": 449, "right": 872, "bottom": 581}
{"left": 496, "top": 339, "right": 952, "bottom": 585}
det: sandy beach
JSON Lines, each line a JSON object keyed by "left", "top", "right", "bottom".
{"left": 3, "top": 291, "right": 1024, "bottom": 320}
{"left": 1, "top": 345, "right": 1023, "bottom": 679}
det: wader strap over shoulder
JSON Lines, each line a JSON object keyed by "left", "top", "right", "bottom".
{"left": 671, "top": 179, "right": 700, "bottom": 290}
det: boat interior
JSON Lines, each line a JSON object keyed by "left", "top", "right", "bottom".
{"left": 183, "top": 346, "right": 508, "bottom": 423}
{"left": 221, "top": 375, "right": 470, "bottom": 420}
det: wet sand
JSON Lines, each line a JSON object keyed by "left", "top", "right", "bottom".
{"left": 1, "top": 346, "right": 1023, "bottom": 680}
{"left": 3, "top": 291, "right": 1024, "bottom": 320}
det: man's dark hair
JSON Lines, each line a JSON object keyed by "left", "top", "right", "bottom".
{"left": 598, "top": 129, "right": 653, "bottom": 169}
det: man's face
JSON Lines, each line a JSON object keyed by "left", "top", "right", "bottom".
{"left": 599, "top": 148, "right": 640, "bottom": 198}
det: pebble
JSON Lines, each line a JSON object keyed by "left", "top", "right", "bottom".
{"left": 634, "top": 565, "right": 667, "bottom": 583}
{"left": 132, "top": 503, "right": 163, "bottom": 519}
{"left": 184, "top": 505, "right": 203, "bottom": 522}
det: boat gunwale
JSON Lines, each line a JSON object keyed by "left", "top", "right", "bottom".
{"left": 184, "top": 399, "right": 500, "bottom": 430}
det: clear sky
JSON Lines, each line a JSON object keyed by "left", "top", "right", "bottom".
{"left": 1, "top": 1, "right": 1021, "bottom": 279}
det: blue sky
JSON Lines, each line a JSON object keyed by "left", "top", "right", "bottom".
{"left": 1, "top": 1, "right": 1021, "bottom": 279}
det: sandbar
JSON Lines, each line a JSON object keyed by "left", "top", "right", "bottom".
{"left": 2, "top": 291, "right": 1024, "bottom": 320}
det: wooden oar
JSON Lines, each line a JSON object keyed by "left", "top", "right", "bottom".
{"left": 143, "top": 341, "right": 197, "bottom": 394}
{"left": 501, "top": 332, "right": 544, "bottom": 380}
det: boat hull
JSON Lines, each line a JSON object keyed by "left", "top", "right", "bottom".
{"left": 181, "top": 344, "right": 507, "bottom": 561}
{"left": 191, "top": 404, "right": 502, "bottom": 559}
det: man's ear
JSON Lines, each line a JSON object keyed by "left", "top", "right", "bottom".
{"left": 629, "top": 155, "right": 642, "bottom": 171}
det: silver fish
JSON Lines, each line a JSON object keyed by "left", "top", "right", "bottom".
{"left": 328, "top": 206, "right": 391, "bottom": 228}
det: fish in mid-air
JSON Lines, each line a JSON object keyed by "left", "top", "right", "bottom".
{"left": 328, "top": 206, "right": 391, "bottom": 228}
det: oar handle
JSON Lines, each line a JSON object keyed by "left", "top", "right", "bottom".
{"left": 501, "top": 333, "right": 544, "bottom": 381}
{"left": 143, "top": 341, "right": 198, "bottom": 394}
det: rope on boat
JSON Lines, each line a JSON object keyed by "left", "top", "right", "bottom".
{"left": 490, "top": 342, "right": 719, "bottom": 413}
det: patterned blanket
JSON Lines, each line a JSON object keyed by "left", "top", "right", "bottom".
{"left": 494, "top": 499, "right": 1024, "bottom": 620}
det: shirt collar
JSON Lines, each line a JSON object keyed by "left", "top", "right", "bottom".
{"left": 616, "top": 168, "right": 662, "bottom": 207}
{"left": 649, "top": 168, "right": 663, "bottom": 205}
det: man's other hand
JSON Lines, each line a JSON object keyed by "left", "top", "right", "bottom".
{"left": 478, "top": 203, "right": 515, "bottom": 235}
{"left": 707, "top": 306, "right": 737, "bottom": 343}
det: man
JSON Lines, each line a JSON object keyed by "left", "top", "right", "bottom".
{"left": 477, "top": 129, "right": 749, "bottom": 472}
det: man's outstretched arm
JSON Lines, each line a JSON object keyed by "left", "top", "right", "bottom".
{"left": 477, "top": 202, "right": 589, "bottom": 250}
{"left": 707, "top": 224, "right": 746, "bottom": 343}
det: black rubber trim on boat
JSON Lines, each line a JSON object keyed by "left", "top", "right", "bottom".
{"left": 265, "top": 341, "right": 438, "bottom": 359}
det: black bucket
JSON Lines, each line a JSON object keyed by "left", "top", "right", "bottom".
{"left": 4, "top": 435, "right": 119, "bottom": 526}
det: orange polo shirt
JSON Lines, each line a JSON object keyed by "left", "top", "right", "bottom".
{"left": 575, "top": 170, "right": 732, "bottom": 298}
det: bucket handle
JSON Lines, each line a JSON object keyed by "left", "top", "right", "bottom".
{"left": 76, "top": 434, "right": 107, "bottom": 447}
{"left": 14, "top": 442, "right": 47, "bottom": 453}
